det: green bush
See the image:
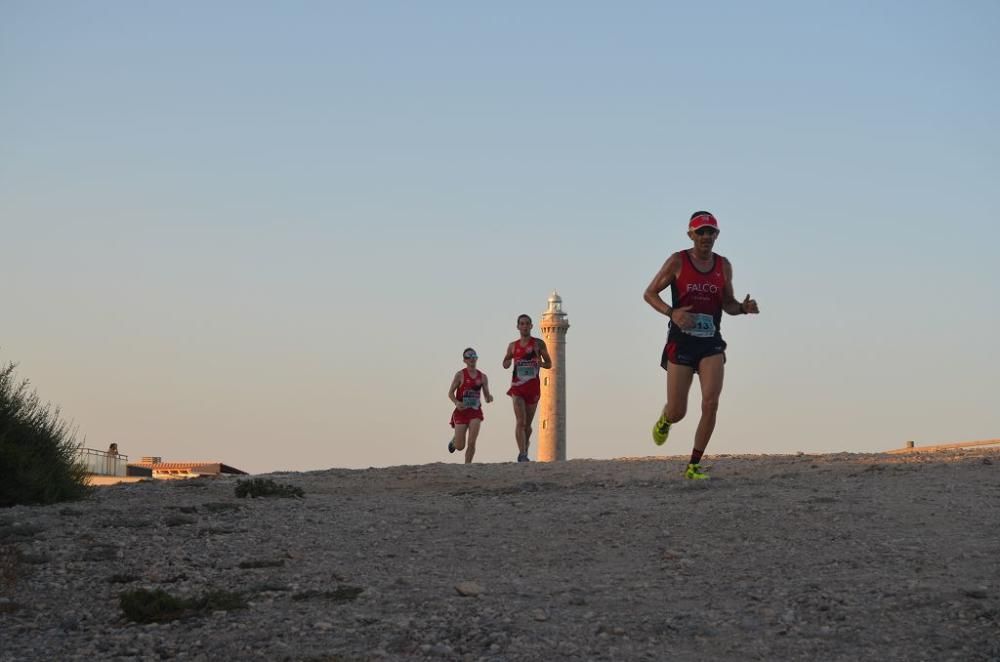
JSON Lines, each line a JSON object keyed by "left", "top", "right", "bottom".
{"left": 0, "top": 361, "right": 89, "bottom": 507}
{"left": 234, "top": 478, "right": 304, "bottom": 499}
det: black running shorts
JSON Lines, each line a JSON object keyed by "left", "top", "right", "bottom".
{"left": 661, "top": 335, "right": 727, "bottom": 372}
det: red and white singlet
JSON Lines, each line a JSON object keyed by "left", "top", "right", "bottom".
{"left": 509, "top": 338, "right": 540, "bottom": 387}
{"left": 506, "top": 338, "right": 541, "bottom": 405}
{"left": 454, "top": 369, "right": 484, "bottom": 410}
{"left": 450, "top": 368, "right": 485, "bottom": 427}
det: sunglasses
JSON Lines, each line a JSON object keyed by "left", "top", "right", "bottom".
{"left": 694, "top": 227, "right": 718, "bottom": 236}
{"left": 464, "top": 354, "right": 478, "bottom": 360}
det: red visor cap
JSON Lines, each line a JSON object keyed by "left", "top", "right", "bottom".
{"left": 688, "top": 213, "right": 719, "bottom": 231}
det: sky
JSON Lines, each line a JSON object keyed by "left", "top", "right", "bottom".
{"left": 2, "top": 1, "right": 998, "bottom": 473}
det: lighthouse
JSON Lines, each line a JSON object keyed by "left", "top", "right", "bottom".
{"left": 538, "top": 291, "right": 570, "bottom": 462}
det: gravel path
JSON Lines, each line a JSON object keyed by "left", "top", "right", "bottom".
{"left": 2, "top": 449, "right": 999, "bottom": 661}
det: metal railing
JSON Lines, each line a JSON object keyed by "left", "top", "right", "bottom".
{"left": 78, "top": 447, "right": 128, "bottom": 476}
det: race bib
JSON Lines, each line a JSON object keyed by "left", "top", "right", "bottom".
{"left": 516, "top": 361, "right": 538, "bottom": 380}
{"left": 682, "top": 313, "right": 716, "bottom": 338}
{"left": 462, "top": 391, "right": 480, "bottom": 409}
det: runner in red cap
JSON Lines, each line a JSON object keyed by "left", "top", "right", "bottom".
{"left": 643, "top": 211, "right": 760, "bottom": 479}
{"left": 446, "top": 347, "right": 493, "bottom": 463}
{"left": 502, "top": 314, "right": 552, "bottom": 462}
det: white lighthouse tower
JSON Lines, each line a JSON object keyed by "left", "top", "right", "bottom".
{"left": 538, "top": 291, "right": 570, "bottom": 462}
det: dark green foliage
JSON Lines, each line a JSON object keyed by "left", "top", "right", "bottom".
{"left": 119, "top": 588, "right": 188, "bottom": 623}
{"left": 200, "top": 501, "right": 242, "bottom": 513}
{"left": 248, "top": 581, "right": 290, "bottom": 593}
{"left": 234, "top": 478, "right": 304, "bottom": 499}
{"left": 238, "top": 558, "right": 285, "bottom": 569}
{"left": 119, "top": 587, "right": 247, "bottom": 623}
{"left": 107, "top": 573, "right": 140, "bottom": 584}
{"left": 17, "top": 552, "right": 49, "bottom": 565}
{"left": 100, "top": 518, "right": 152, "bottom": 529}
{"left": 190, "top": 590, "right": 247, "bottom": 612}
{"left": 0, "top": 362, "right": 89, "bottom": 507}
{"left": 0, "top": 523, "right": 45, "bottom": 543}
{"left": 1, "top": 544, "right": 19, "bottom": 591}
{"left": 292, "top": 586, "right": 364, "bottom": 603}
{"left": 327, "top": 585, "right": 364, "bottom": 602}
{"left": 164, "top": 515, "right": 196, "bottom": 527}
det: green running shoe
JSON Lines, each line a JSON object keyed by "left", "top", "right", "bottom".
{"left": 684, "top": 463, "right": 709, "bottom": 480}
{"left": 652, "top": 414, "right": 672, "bottom": 446}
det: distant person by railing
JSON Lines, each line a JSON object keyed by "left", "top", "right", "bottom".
{"left": 77, "top": 446, "right": 128, "bottom": 476}
{"left": 105, "top": 443, "right": 119, "bottom": 475}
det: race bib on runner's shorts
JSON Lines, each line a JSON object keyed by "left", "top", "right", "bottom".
{"left": 462, "top": 392, "right": 480, "bottom": 409}
{"left": 516, "top": 361, "right": 538, "bottom": 380}
{"left": 682, "top": 313, "right": 717, "bottom": 339}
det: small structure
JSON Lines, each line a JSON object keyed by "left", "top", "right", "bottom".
{"left": 130, "top": 459, "right": 248, "bottom": 480}
{"left": 886, "top": 438, "right": 1000, "bottom": 454}
{"left": 538, "top": 291, "right": 570, "bottom": 461}
{"left": 79, "top": 447, "right": 248, "bottom": 485}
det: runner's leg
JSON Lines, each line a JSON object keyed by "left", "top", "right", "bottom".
{"left": 692, "top": 354, "right": 725, "bottom": 458}
{"left": 465, "top": 418, "right": 481, "bottom": 464}
{"left": 524, "top": 401, "right": 539, "bottom": 456}
{"left": 664, "top": 362, "right": 696, "bottom": 424}
{"left": 512, "top": 396, "right": 527, "bottom": 455}
{"left": 453, "top": 424, "right": 469, "bottom": 452}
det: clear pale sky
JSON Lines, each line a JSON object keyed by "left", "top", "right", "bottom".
{"left": 3, "top": 2, "right": 998, "bottom": 473}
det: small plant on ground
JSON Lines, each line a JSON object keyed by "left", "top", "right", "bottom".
{"left": 292, "top": 586, "right": 364, "bottom": 603}
{"left": 238, "top": 558, "right": 285, "bottom": 569}
{"left": 119, "top": 588, "right": 187, "bottom": 623}
{"left": 234, "top": 478, "right": 304, "bottom": 499}
{"left": 119, "top": 587, "right": 247, "bottom": 623}
{"left": 0, "top": 361, "right": 89, "bottom": 507}
{"left": 0, "top": 544, "right": 19, "bottom": 593}
{"left": 0, "top": 523, "right": 45, "bottom": 543}
{"left": 190, "top": 590, "right": 247, "bottom": 612}
{"left": 164, "top": 515, "right": 196, "bottom": 527}
{"left": 107, "top": 573, "right": 140, "bottom": 584}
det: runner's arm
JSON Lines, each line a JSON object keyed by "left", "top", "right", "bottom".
{"left": 537, "top": 339, "right": 553, "bottom": 370}
{"left": 447, "top": 372, "right": 463, "bottom": 407}
{"left": 721, "top": 259, "right": 759, "bottom": 315}
{"left": 644, "top": 253, "right": 681, "bottom": 318}
{"left": 502, "top": 342, "right": 514, "bottom": 369}
{"left": 482, "top": 373, "right": 494, "bottom": 403}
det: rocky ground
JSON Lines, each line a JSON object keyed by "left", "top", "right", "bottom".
{"left": 2, "top": 449, "right": 999, "bottom": 661}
